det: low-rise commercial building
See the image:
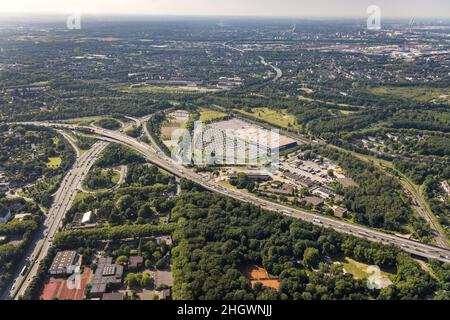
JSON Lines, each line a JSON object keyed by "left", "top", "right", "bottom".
{"left": 89, "top": 257, "right": 124, "bottom": 298}
{"left": 49, "top": 251, "right": 78, "bottom": 276}
{"left": 128, "top": 256, "right": 144, "bottom": 272}
{"left": 302, "top": 196, "right": 324, "bottom": 210}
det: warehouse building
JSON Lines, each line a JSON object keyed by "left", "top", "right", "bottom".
{"left": 193, "top": 118, "right": 297, "bottom": 165}
{"left": 49, "top": 251, "right": 78, "bottom": 276}
{"left": 89, "top": 257, "right": 124, "bottom": 298}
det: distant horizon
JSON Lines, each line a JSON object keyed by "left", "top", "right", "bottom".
{"left": 1, "top": 13, "right": 450, "bottom": 22}
{"left": 1, "top": 0, "right": 450, "bottom": 19}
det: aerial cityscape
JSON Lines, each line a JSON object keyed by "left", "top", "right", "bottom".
{"left": 0, "top": 0, "right": 449, "bottom": 308}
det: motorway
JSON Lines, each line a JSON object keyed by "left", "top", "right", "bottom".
{"left": 4, "top": 141, "right": 108, "bottom": 300}
{"left": 233, "top": 112, "right": 450, "bottom": 249}
{"left": 222, "top": 41, "right": 282, "bottom": 82}
{"left": 259, "top": 56, "right": 283, "bottom": 82}
{"left": 20, "top": 120, "right": 450, "bottom": 264}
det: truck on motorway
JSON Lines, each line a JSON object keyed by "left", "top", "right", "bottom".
{"left": 20, "top": 265, "right": 28, "bottom": 276}
{"left": 358, "top": 231, "right": 370, "bottom": 237}
{"left": 313, "top": 218, "right": 322, "bottom": 224}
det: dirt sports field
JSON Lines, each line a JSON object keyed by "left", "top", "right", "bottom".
{"left": 39, "top": 267, "right": 91, "bottom": 300}
{"left": 239, "top": 265, "right": 280, "bottom": 291}
{"left": 240, "top": 265, "right": 270, "bottom": 280}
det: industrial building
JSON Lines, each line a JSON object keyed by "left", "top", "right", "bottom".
{"left": 89, "top": 257, "right": 124, "bottom": 298}
{"left": 194, "top": 118, "right": 297, "bottom": 165}
{"left": 49, "top": 251, "right": 78, "bottom": 276}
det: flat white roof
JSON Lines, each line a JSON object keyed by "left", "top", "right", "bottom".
{"left": 81, "top": 211, "right": 92, "bottom": 223}
{"left": 207, "top": 118, "right": 296, "bottom": 149}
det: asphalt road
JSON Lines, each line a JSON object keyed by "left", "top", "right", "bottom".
{"left": 233, "top": 113, "right": 450, "bottom": 249}
{"left": 3, "top": 141, "right": 108, "bottom": 300}
{"left": 21, "top": 121, "right": 450, "bottom": 264}
{"left": 222, "top": 42, "right": 282, "bottom": 82}
{"left": 259, "top": 56, "right": 283, "bottom": 82}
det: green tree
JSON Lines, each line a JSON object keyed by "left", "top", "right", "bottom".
{"left": 116, "top": 256, "right": 129, "bottom": 265}
{"left": 302, "top": 247, "right": 320, "bottom": 268}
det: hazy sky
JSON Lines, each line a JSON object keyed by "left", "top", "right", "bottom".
{"left": 1, "top": 0, "right": 449, "bottom": 18}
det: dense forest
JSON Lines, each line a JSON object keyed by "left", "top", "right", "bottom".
{"left": 95, "top": 144, "right": 145, "bottom": 168}
{"left": 170, "top": 188, "right": 446, "bottom": 300}
{"left": 0, "top": 198, "right": 42, "bottom": 293}
{"left": 65, "top": 161, "right": 176, "bottom": 226}
{"left": 0, "top": 125, "right": 75, "bottom": 188}
{"left": 298, "top": 145, "right": 411, "bottom": 232}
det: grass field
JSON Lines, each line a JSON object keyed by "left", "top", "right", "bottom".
{"left": 110, "top": 168, "right": 121, "bottom": 184}
{"left": 160, "top": 111, "right": 190, "bottom": 144}
{"left": 74, "top": 191, "right": 91, "bottom": 203}
{"left": 95, "top": 118, "right": 122, "bottom": 130}
{"left": 340, "top": 110, "right": 357, "bottom": 115}
{"left": 30, "top": 81, "right": 50, "bottom": 86}
{"left": 52, "top": 136, "right": 60, "bottom": 146}
{"left": 342, "top": 257, "right": 393, "bottom": 280}
{"left": 237, "top": 107, "right": 297, "bottom": 129}
{"left": 47, "top": 157, "right": 62, "bottom": 168}
{"left": 117, "top": 85, "right": 219, "bottom": 94}
{"left": 342, "top": 258, "right": 372, "bottom": 279}
{"left": 63, "top": 116, "right": 108, "bottom": 126}
{"left": 298, "top": 95, "right": 357, "bottom": 108}
{"left": 368, "top": 86, "right": 450, "bottom": 104}
{"left": 199, "top": 108, "right": 227, "bottom": 122}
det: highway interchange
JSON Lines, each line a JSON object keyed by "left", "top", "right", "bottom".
{"left": 5, "top": 116, "right": 450, "bottom": 299}
{"left": 17, "top": 120, "right": 450, "bottom": 265}
{"left": 4, "top": 141, "right": 108, "bottom": 300}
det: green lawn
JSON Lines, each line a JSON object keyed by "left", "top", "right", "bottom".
{"left": 110, "top": 169, "right": 121, "bottom": 184}
{"left": 236, "top": 107, "right": 298, "bottom": 129}
{"left": 63, "top": 116, "right": 108, "bottom": 126}
{"left": 342, "top": 257, "right": 393, "bottom": 279}
{"left": 368, "top": 86, "right": 450, "bottom": 104}
{"left": 74, "top": 191, "right": 91, "bottom": 203}
{"left": 298, "top": 95, "right": 358, "bottom": 108}
{"left": 47, "top": 157, "right": 62, "bottom": 168}
{"left": 95, "top": 118, "right": 122, "bottom": 130}
{"left": 51, "top": 136, "right": 60, "bottom": 146}
{"left": 199, "top": 108, "right": 227, "bottom": 122}
{"left": 117, "top": 84, "right": 218, "bottom": 94}
{"left": 30, "top": 81, "right": 49, "bottom": 86}
{"left": 340, "top": 110, "right": 357, "bottom": 115}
